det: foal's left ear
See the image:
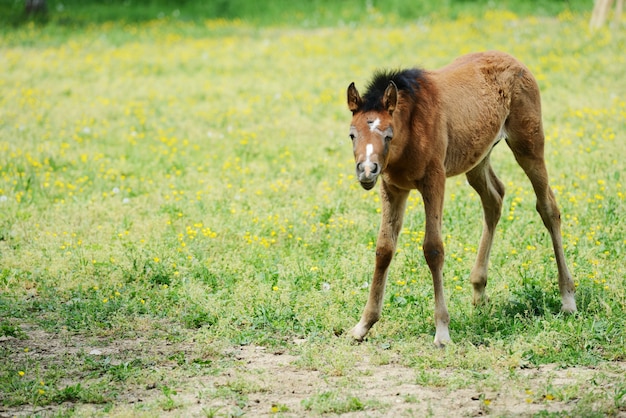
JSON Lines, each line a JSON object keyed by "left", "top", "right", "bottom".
{"left": 347, "top": 82, "right": 362, "bottom": 113}
{"left": 383, "top": 81, "right": 398, "bottom": 115}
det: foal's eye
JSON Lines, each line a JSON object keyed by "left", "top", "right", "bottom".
{"left": 383, "top": 128, "right": 393, "bottom": 142}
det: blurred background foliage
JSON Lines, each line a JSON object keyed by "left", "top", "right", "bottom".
{"left": 2, "top": 0, "right": 593, "bottom": 27}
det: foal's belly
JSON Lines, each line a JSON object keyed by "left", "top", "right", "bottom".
{"left": 444, "top": 127, "right": 505, "bottom": 177}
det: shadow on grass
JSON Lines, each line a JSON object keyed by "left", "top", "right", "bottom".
{"left": 447, "top": 277, "right": 624, "bottom": 366}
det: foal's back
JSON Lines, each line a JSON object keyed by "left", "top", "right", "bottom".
{"left": 430, "top": 51, "right": 542, "bottom": 177}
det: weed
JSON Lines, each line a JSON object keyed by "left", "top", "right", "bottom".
{"left": 0, "top": 320, "right": 25, "bottom": 338}
{"left": 53, "top": 383, "right": 106, "bottom": 404}
{"left": 302, "top": 391, "right": 370, "bottom": 414}
{"left": 159, "top": 385, "right": 181, "bottom": 411}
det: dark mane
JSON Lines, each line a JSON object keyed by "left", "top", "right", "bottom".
{"left": 361, "top": 68, "right": 425, "bottom": 112}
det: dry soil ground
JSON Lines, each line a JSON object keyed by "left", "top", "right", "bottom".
{"left": 2, "top": 325, "right": 626, "bottom": 417}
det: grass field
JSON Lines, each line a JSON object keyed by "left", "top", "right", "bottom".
{"left": 1, "top": 5, "right": 625, "bottom": 417}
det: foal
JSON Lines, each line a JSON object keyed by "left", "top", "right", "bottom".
{"left": 346, "top": 51, "right": 576, "bottom": 346}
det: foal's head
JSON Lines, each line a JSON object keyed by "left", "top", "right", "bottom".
{"left": 346, "top": 69, "right": 423, "bottom": 190}
{"left": 346, "top": 80, "right": 398, "bottom": 190}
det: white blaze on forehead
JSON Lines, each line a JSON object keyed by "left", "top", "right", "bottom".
{"left": 368, "top": 118, "right": 381, "bottom": 132}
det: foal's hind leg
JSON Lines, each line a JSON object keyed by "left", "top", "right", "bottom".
{"left": 506, "top": 125, "right": 577, "bottom": 313}
{"left": 466, "top": 155, "right": 505, "bottom": 305}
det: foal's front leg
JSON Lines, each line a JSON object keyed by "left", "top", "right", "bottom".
{"left": 350, "top": 181, "right": 409, "bottom": 341}
{"left": 419, "top": 173, "right": 451, "bottom": 347}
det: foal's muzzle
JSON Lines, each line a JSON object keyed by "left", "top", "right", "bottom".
{"left": 356, "top": 161, "right": 380, "bottom": 190}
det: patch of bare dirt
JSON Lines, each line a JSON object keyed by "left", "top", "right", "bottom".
{"left": 179, "top": 345, "right": 626, "bottom": 417}
{"left": 2, "top": 326, "right": 625, "bottom": 417}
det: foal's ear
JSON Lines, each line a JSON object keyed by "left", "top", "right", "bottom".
{"left": 347, "top": 82, "right": 362, "bottom": 113}
{"left": 383, "top": 81, "right": 398, "bottom": 115}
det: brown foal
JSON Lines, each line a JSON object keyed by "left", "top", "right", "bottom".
{"left": 346, "top": 51, "right": 576, "bottom": 346}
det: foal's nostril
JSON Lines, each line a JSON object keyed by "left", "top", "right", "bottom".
{"left": 356, "top": 162, "right": 363, "bottom": 173}
{"left": 371, "top": 163, "right": 379, "bottom": 175}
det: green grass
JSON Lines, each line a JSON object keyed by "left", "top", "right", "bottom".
{"left": 1, "top": 4, "right": 625, "bottom": 416}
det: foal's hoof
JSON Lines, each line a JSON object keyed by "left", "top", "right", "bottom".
{"left": 561, "top": 303, "right": 577, "bottom": 314}
{"left": 433, "top": 327, "right": 452, "bottom": 348}
{"left": 348, "top": 329, "right": 365, "bottom": 343}
{"left": 472, "top": 293, "right": 490, "bottom": 307}
{"left": 348, "top": 323, "right": 369, "bottom": 342}
{"left": 561, "top": 293, "right": 577, "bottom": 314}
{"left": 433, "top": 337, "right": 452, "bottom": 348}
